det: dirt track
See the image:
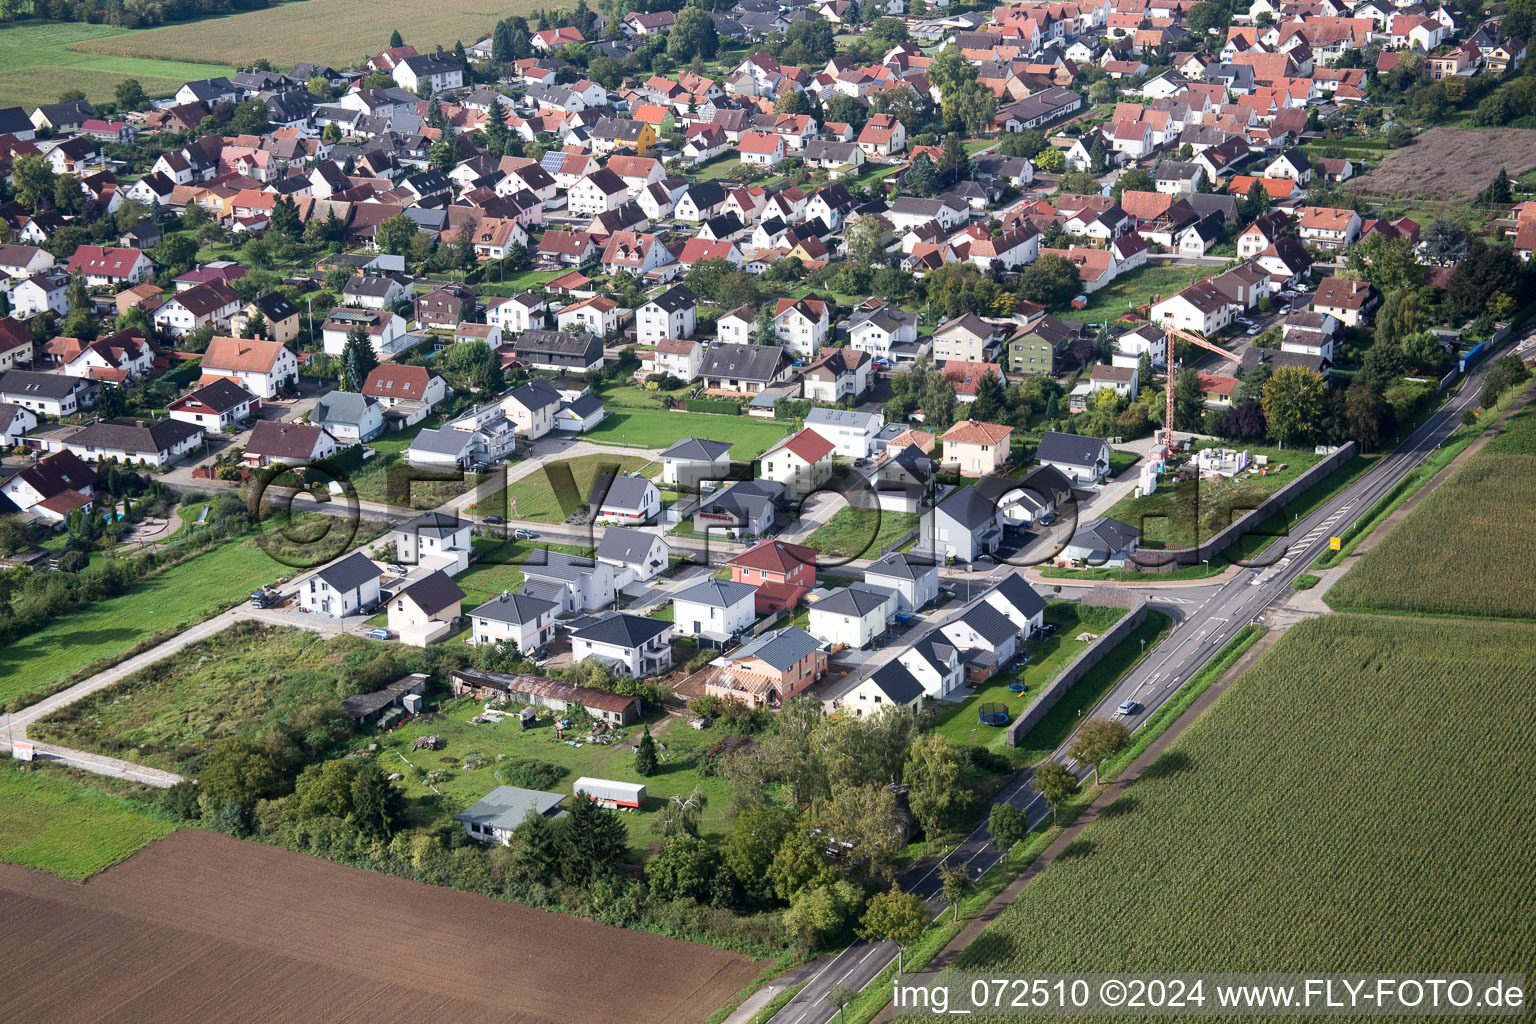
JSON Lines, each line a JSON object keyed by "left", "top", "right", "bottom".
{"left": 0, "top": 831, "right": 757, "bottom": 1024}
{"left": 1351, "top": 127, "right": 1536, "bottom": 200}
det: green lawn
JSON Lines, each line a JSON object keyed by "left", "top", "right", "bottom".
{"left": 454, "top": 537, "right": 593, "bottom": 614}
{"left": 471, "top": 269, "right": 566, "bottom": 297}
{"left": 583, "top": 407, "right": 792, "bottom": 460}
{"left": 473, "top": 453, "right": 658, "bottom": 522}
{"left": 1060, "top": 262, "right": 1223, "bottom": 325}
{"left": 30, "top": 622, "right": 385, "bottom": 778}
{"left": 357, "top": 697, "right": 735, "bottom": 858}
{"left": 347, "top": 416, "right": 485, "bottom": 509}
{"left": 1105, "top": 443, "right": 1326, "bottom": 550}
{"left": 0, "top": 21, "right": 235, "bottom": 110}
{"left": 805, "top": 508, "right": 921, "bottom": 559}
{"left": 932, "top": 602, "right": 1128, "bottom": 761}
{"left": 0, "top": 764, "right": 178, "bottom": 879}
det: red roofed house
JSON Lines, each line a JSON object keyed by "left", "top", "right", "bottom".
{"left": 362, "top": 364, "right": 447, "bottom": 428}
{"left": 65, "top": 245, "right": 154, "bottom": 287}
{"left": 942, "top": 361, "right": 1010, "bottom": 401}
{"left": 856, "top": 113, "right": 907, "bottom": 158}
{"left": 1198, "top": 372, "right": 1239, "bottom": 408}
{"left": 738, "top": 130, "right": 787, "bottom": 167}
{"left": 759, "top": 427, "right": 835, "bottom": 496}
{"left": 727, "top": 538, "right": 818, "bottom": 613}
{"left": 0, "top": 450, "right": 99, "bottom": 522}
{"left": 940, "top": 419, "right": 1015, "bottom": 477}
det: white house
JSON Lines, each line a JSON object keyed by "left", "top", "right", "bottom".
{"left": 774, "top": 294, "right": 831, "bottom": 357}
{"left": 62, "top": 419, "right": 204, "bottom": 469}
{"left": 321, "top": 309, "right": 408, "bottom": 357}
{"left": 300, "top": 552, "right": 382, "bottom": 618}
{"left": 672, "top": 578, "right": 757, "bottom": 642}
{"left": 522, "top": 551, "right": 616, "bottom": 613}
{"left": 863, "top": 551, "right": 939, "bottom": 614}
{"left": 661, "top": 437, "right": 732, "bottom": 487}
{"left": 393, "top": 510, "right": 472, "bottom": 576}
{"left": 807, "top": 586, "right": 895, "bottom": 650}
{"left": 595, "top": 526, "right": 670, "bottom": 585}
{"left": 468, "top": 591, "right": 559, "bottom": 652}
{"left": 569, "top": 613, "right": 672, "bottom": 677}
{"left": 635, "top": 284, "right": 698, "bottom": 343}
{"left": 1150, "top": 280, "right": 1232, "bottom": 336}
{"left": 804, "top": 407, "right": 884, "bottom": 459}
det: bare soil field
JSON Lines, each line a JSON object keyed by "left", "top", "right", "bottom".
{"left": 1350, "top": 127, "right": 1536, "bottom": 200}
{"left": 0, "top": 830, "right": 757, "bottom": 1024}
{"left": 71, "top": 0, "right": 537, "bottom": 67}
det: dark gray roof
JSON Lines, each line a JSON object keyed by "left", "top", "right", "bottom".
{"left": 662, "top": 437, "right": 731, "bottom": 461}
{"left": 399, "top": 510, "right": 466, "bottom": 539}
{"left": 506, "top": 378, "right": 561, "bottom": 412}
{"left": 315, "top": 551, "right": 380, "bottom": 592}
{"left": 812, "top": 587, "right": 890, "bottom": 617}
{"left": 452, "top": 785, "right": 566, "bottom": 830}
{"left": 408, "top": 427, "right": 475, "bottom": 457}
{"left": 645, "top": 284, "right": 698, "bottom": 313}
{"left": 560, "top": 394, "right": 605, "bottom": 418}
{"left": 66, "top": 418, "right": 201, "bottom": 455}
{"left": 732, "top": 626, "right": 820, "bottom": 670}
{"left": 571, "top": 612, "right": 669, "bottom": 647}
{"left": 864, "top": 551, "right": 936, "bottom": 581}
{"left": 595, "top": 525, "right": 661, "bottom": 567}
{"left": 866, "top": 660, "right": 926, "bottom": 704}
{"left": 590, "top": 472, "right": 655, "bottom": 512}
{"left": 311, "top": 390, "right": 379, "bottom": 427}
{"left": 937, "top": 486, "right": 1000, "bottom": 530}
{"left": 0, "top": 370, "right": 90, "bottom": 400}
{"left": 674, "top": 577, "right": 756, "bottom": 608}
{"left": 515, "top": 330, "right": 603, "bottom": 364}
{"left": 699, "top": 342, "right": 786, "bottom": 383}
{"left": 1071, "top": 517, "right": 1140, "bottom": 555}
{"left": 1018, "top": 464, "right": 1074, "bottom": 507}
{"left": 955, "top": 600, "right": 1017, "bottom": 645}
{"left": 986, "top": 572, "right": 1047, "bottom": 620}
{"left": 179, "top": 378, "right": 255, "bottom": 414}
{"left": 471, "top": 590, "right": 558, "bottom": 625}
{"left": 1035, "top": 430, "right": 1109, "bottom": 469}
{"left": 523, "top": 549, "right": 602, "bottom": 584}
{"left": 395, "top": 569, "right": 466, "bottom": 615}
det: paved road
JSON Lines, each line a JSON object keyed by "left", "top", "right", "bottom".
{"left": 766, "top": 341, "right": 1503, "bottom": 1024}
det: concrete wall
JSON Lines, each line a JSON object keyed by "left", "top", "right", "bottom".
{"left": 1134, "top": 441, "right": 1359, "bottom": 567}
{"left": 1007, "top": 599, "right": 1148, "bottom": 748}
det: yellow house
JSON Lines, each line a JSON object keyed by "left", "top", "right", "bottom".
{"left": 231, "top": 294, "right": 302, "bottom": 343}
{"left": 387, "top": 570, "right": 466, "bottom": 647}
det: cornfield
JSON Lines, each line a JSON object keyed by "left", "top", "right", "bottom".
{"left": 941, "top": 616, "right": 1536, "bottom": 1022}
{"left": 1326, "top": 407, "right": 1536, "bottom": 618}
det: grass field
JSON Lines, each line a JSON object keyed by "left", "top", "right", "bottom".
{"left": 0, "top": 764, "right": 178, "bottom": 879}
{"left": 583, "top": 406, "right": 794, "bottom": 460}
{"left": 932, "top": 602, "right": 1128, "bottom": 761}
{"left": 66, "top": 0, "right": 536, "bottom": 68}
{"left": 1325, "top": 401, "right": 1536, "bottom": 619}
{"left": 473, "top": 453, "right": 657, "bottom": 521}
{"left": 1106, "top": 443, "right": 1326, "bottom": 550}
{"left": 951, "top": 614, "right": 1536, "bottom": 987}
{"left": 347, "top": 415, "right": 484, "bottom": 509}
{"left": 0, "top": 21, "right": 235, "bottom": 109}
{"left": 359, "top": 696, "right": 734, "bottom": 857}
{"left": 31, "top": 623, "right": 383, "bottom": 777}
{"left": 453, "top": 537, "right": 591, "bottom": 611}
{"left": 805, "top": 507, "right": 921, "bottom": 559}
{"left": 1058, "top": 262, "right": 1220, "bottom": 326}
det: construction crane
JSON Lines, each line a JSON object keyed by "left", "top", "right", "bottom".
{"left": 1161, "top": 324, "right": 1242, "bottom": 449}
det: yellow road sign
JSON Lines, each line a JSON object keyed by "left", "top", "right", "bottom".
{"left": 1329, "top": 537, "right": 1341, "bottom": 551}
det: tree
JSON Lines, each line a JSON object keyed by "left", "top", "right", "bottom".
{"left": 1186, "top": 0, "right": 1230, "bottom": 34}
{"left": 722, "top": 805, "right": 797, "bottom": 907}
{"left": 634, "top": 725, "right": 658, "bottom": 776}
{"left": 242, "top": 311, "right": 268, "bottom": 339}
{"left": 904, "top": 733, "right": 969, "bottom": 839}
{"left": 824, "top": 93, "right": 866, "bottom": 129}
{"left": 350, "top": 765, "right": 403, "bottom": 839}
{"left": 998, "top": 128, "right": 1047, "bottom": 159}
{"left": 558, "top": 795, "right": 630, "bottom": 884}
{"left": 1114, "top": 168, "right": 1154, "bottom": 201}
{"left": 1213, "top": 399, "right": 1268, "bottom": 441}
{"left": 199, "top": 738, "right": 284, "bottom": 808}
{"left": 942, "top": 80, "right": 997, "bottom": 135}
{"left": 904, "top": 153, "right": 939, "bottom": 197}
{"left": 1173, "top": 367, "right": 1204, "bottom": 430}
{"left": 1344, "top": 379, "right": 1395, "bottom": 451}
{"left": 648, "top": 833, "right": 716, "bottom": 902}
{"left": 926, "top": 44, "right": 975, "bottom": 93}
{"left": 669, "top": 6, "right": 719, "bottom": 62}
{"left": 1478, "top": 166, "right": 1513, "bottom": 207}
{"left": 939, "top": 132, "right": 970, "bottom": 183}
{"left": 114, "top": 78, "right": 148, "bottom": 111}
{"left": 1068, "top": 718, "right": 1130, "bottom": 783}
{"left": 753, "top": 304, "right": 778, "bottom": 344}
{"left": 340, "top": 325, "right": 378, "bottom": 392}
{"left": 844, "top": 215, "right": 887, "bottom": 268}
{"left": 1360, "top": 338, "right": 1405, "bottom": 388}
{"left": 858, "top": 886, "right": 929, "bottom": 971}
{"left": 768, "top": 828, "right": 838, "bottom": 901}
{"left": 1241, "top": 178, "right": 1270, "bottom": 222}
{"left": 1400, "top": 330, "right": 1444, "bottom": 373}
{"left": 1445, "top": 239, "right": 1525, "bottom": 320}
{"left": 1018, "top": 253, "right": 1080, "bottom": 308}
{"left": 826, "top": 985, "right": 857, "bottom": 1024}
{"left": 1480, "top": 355, "right": 1532, "bottom": 408}
{"left": 268, "top": 194, "right": 301, "bottom": 239}
{"left": 1346, "top": 234, "right": 1423, "bottom": 292}
{"left": 1056, "top": 170, "right": 1101, "bottom": 196}
{"left": 969, "top": 369, "right": 1007, "bottom": 423}
{"left": 1032, "top": 761, "right": 1080, "bottom": 825}
{"left": 389, "top": 28, "right": 404, "bottom": 47}
{"left": 1261, "top": 365, "right": 1326, "bottom": 448}
{"left": 939, "top": 863, "right": 975, "bottom": 921}
{"left": 988, "top": 801, "right": 1029, "bottom": 850}
{"left": 511, "top": 805, "right": 562, "bottom": 881}
{"left": 1034, "top": 147, "right": 1065, "bottom": 172}
{"left": 11, "top": 155, "right": 56, "bottom": 209}
{"left": 1136, "top": 350, "right": 1153, "bottom": 389}
{"left": 1420, "top": 218, "right": 1466, "bottom": 265}
{"left": 66, "top": 269, "right": 89, "bottom": 313}
{"left": 817, "top": 783, "right": 903, "bottom": 881}
{"left": 376, "top": 213, "right": 419, "bottom": 257}
{"left": 785, "top": 880, "right": 864, "bottom": 950}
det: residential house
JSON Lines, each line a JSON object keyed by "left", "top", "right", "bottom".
{"left": 0, "top": 450, "right": 98, "bottom": 521}
{"left": 415, "top": 283, "right": 476, "bottom": 329}
{"left": 843, "top": 302, "right": 920, "bottom": 360}
{"left": 555, "top": 295, "right": 622, "bottom": 339}
{"left": 1311, "top": 276, "right": 1378, "bottom": 327}
{"left": 595, "top": 526, "right": 669, "bottom": 586}
{"left": 672, "top": 578, "right": 757, "bottom": 645}
{"left": 485, "top": 292, "right": 547, "bottom": 336}
{"left": 501, "top": 378, "right": 561, "bottom": 439}
{"left": 1062, "top": 517, "right": 1140, "bottom": 567}
{"left": 759, "top": 428, "right": 835, "bottom": 496}
{"left": 522, "top": 550, "right": 616, "bottom": 613}
{"left": 362, "top": 364, "right": 446, "bottom": 428}
{"left": 231, "top": 293, "right": 301, "bottom": 343}
{"left": 515, "top": 329, "right": 604, "bottom": 372}
{"left": 387, "top": 570, "right": 466, "bottom": 646}
{"left": 800, "top": 347, "right": 873, "bottom": 404}
{"left": 940, "top": 420, "right": 1014, "bottom": 477}
{"left": 570, "top": 613, "right": 671, "bottom": 677}
{"left": 642, "top": 337, "right": 703, "bottom": 381}
{"left": 1035, "top": 429, "right": 1111, "bottom": 484}
{"left": 808, "top": 586, "right": 896, "bottom": 650}
{"left": 727, "top": 538, "right": 816, "bottom": 613}
{"left": 661, "top": 437, "right": 732, "bottom": 488}
{"left": 699, "top": 343, "right": 790, "bottom": 393}
{"left": 636, "top": 284, "right": 698, "bottom": 343}
{"left": 167, "top": 378, "right": 259, "bottom": 432}
{"left": 1151, "top": 280, "right": 1233, "bottom": 336}
{"left": 242, "top": 419, "right": 339, "bottom": 467}
{"left": 468, "top": 591, "right": 559, "bottom": 652}
{"left": 61, "top": 420, "right": 199, "bottom": 470}
{"left": 863, "top": 551, "right": 939, "bottom": 614}
{"left": 452, "top": 785, "right": 567, "bottom": 846}
{"left": 0, "top": 369, "right": 94, "bottom": 417}
{"left": 393, "top": 509, "right": 472, "bottom": 576}
{"left": 589, "top": 471, "right": 661, "bottom": 524}
{"left": 299, "top": 551, "right": 382, "bottom": 617}
{"left": 151, "top": 280, "right": 240, "bottom": 338}
{"left": 932, "top": 314, "right": 1009, "bottom": 363}
{"left": 1297, "top": 206, "right": 1362, "bottom": 251}
{"left": 707, "top": 627, "right": 827, "bottom": 707}
{"left": 320, "top": 309, "right": 407, "bottom": 357}
{"left": 919, "top": 486, "right": 1003, "bottom": 564}
{"left": 64, "top": 246, "right": 153, "bottom": 287}
{"left": 310, "top": 390, "right": 385, "bottom": 443}
{"left": 804, "top": 407, "right": 883, "bottom": 458}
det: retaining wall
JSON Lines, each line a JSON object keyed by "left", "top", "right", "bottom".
{"left": 1006, "top": 599, "right": 1148, "bottom": 748}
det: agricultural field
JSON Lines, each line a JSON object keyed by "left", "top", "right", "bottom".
{"left": 806, "top": 507, "right": 921, "bottom": 559}
{"left": 0, "top": 830, "right": 758, "bottom": 1024}
{"left": 30, "top": 622, "right": 388, "bottom": 778}
{"left": 357, "top": 695, "right": 736, "bottom": 856}
{"left": 931, "top": 602, "right": 1129, "bottom": 761}
{"left": 950, "top": 615, "right": 1536, "bottom": 994}
{"left": 67, "top": 0, "right": 539, "bottom": 68}
{"left": 472, "top": 453, "right": 658, "bottom": 522}
{"left": 1325, "top": 402, "right": 1536, "bottom": 618}
{"left": 0, "top": 21, "right": 235, "bottom": 110}
{"left": 1349, "top": 127, "right": 1536, "bottom": 202}
{"left": 1104, "top": 443, "right": 1326, "bottom": 551}
{"left": 0, "top": 764, "right": 178, "bottom": 879}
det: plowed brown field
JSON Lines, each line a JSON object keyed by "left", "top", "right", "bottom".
{"left": 0, "top": 830, "right": 757, "bottom": 1024}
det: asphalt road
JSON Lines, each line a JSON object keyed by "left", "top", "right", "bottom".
{"left": 766, "top": 343, "right": 1505, "bottom": 1024}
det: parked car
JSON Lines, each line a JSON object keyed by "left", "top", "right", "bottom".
{"left": 513, "top": 528, "right": 537, "bottom": 540}
{"left": 386, "top": 564, "right": 408, "bottom": 575}
{"left": 366, "top": 628, "right": 393, "bottom": 640}
{"left": 1117, "top": 698, "right": 1141, "bottom": 715}
{"left": 1247, "top": 326, "right": 1261, "bottom": 335}
{"left": 483, "top": 515, "right": 505, "bottom": 525}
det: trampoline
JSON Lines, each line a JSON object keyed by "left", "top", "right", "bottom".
{"left": 1008, "top": 682, "right": 1028, "bottom": 694}
{"left": 979, "top": 702, "right": 1010, "bottom": 726}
